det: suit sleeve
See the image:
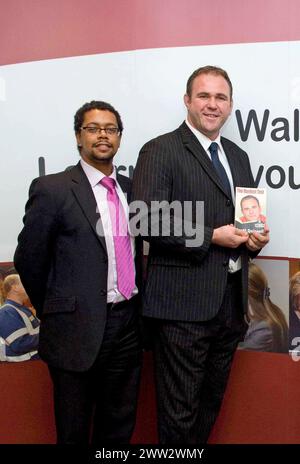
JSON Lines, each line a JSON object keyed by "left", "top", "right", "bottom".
{"left": 239, "top": 322, "right": 273, "bottom": 352}
{"left": 131, "top": 139, "right": 213, "bottom": 262}
{"left": 14, "top": 178, "right": 59, "bottom": 316}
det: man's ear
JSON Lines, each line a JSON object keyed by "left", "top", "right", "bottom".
{"left": 76, "top": 133, "right": 82, "bottom": 149}
{"left": 76, "top": 132, "right": 81, "bottom": 142}
{"left": 183, "top": 93, "right": 190, "bottom": 109}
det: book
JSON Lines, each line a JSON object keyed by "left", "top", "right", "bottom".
{"left": 235, "top": 187, "right": 267, "bottom": 234}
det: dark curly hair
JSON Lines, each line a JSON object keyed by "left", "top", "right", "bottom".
{"left": 74, "top": 100, "right": 123, "bottom": 135}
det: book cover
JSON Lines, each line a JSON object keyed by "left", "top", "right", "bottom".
{"left": 235, "top": 187, "right": 267, "bottom": 234}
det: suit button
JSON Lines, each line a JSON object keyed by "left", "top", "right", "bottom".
{"left": 223, "top": 260, "right": 228, "bottom": 267}
{"left": 100, "top": 289, "right": 107, "bottom": 296}
{"left": 226, "top": 199, "right": 231, "bottom": 206}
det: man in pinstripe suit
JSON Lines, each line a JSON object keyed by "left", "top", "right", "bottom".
{"left": 132, "top": 66, "right": 269, "bottom": 443}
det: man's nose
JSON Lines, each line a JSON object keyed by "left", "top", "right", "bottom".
{"left": 207, "top": 97, "right": 217, "bottom": 108}
{"left": 97, "top": 128, "right": 108, "bottom": 137}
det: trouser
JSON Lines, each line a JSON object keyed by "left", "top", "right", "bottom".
{"left": 49, "top": 297, "right": 142, "bottom": 444}
{"left": 152, "top": 271, "right": 246, "bottom": 444}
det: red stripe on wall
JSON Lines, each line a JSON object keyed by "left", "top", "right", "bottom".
{"left": 1, "top": 0, "right": 300, "bottom": 65}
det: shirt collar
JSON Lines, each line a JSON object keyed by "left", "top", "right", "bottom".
{"left": 5, "top": 299, "right": 22, "bottom": 308}
{"left": 185, "top": 119, "right": 222, "bottom": 152}
{"left": 80, "top": 159, "right": 117, "bottom": 188}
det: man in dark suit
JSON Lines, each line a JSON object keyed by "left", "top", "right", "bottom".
{"left": 14, "top": 101, "right": 142, "bottom": 444}
{"left": 132, "top": 66, "right": 269, "bottom": 443}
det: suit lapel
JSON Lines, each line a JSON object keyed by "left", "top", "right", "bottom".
{"left": 180, "top": 122, "right": 231, "bottom": 199}
{"left": 69, "top": 163, "right": 107, "bottom": 253}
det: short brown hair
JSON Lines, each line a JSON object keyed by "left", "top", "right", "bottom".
{"left": 1, "top": 274, "right": 21, "bottom": 300}
{"left": 186, "top": 65, "right": 233, "bottom": 99}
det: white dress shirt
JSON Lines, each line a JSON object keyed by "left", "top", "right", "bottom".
{"left": 80, "top": 159, "right": 138, "bottom": 303}
{"left": 185, "top": 120, "right": 241, "bottom": 272}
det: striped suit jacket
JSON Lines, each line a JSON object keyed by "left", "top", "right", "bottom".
{"left": 132, "top": 122, "right": 256, "bottom": 321}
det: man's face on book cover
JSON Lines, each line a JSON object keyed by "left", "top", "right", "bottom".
{"left": 241, "top": 198, "right": 261, "bottom": 222}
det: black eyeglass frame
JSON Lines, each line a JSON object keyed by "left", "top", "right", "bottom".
{"left": 81, "top": 126, "right": 120, "bottom": 136}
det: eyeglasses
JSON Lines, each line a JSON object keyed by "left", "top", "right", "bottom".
{"left": 81, "top": 126, "right": 120, "bottom": 136}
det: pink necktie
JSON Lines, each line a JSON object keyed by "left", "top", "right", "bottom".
{"left": 100, "top": 176, "right": 135, "bottom": 300}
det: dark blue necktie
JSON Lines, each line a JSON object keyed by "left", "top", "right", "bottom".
{"left": 209, "top": 142, "right": 239, "bottom": 262}
{"left": 208, "top": 142, "right": 232, "bottom": 199}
